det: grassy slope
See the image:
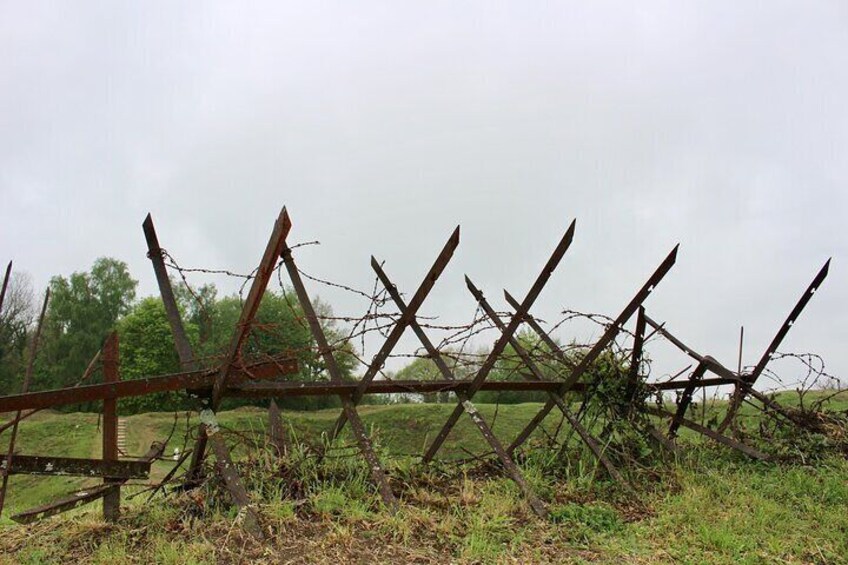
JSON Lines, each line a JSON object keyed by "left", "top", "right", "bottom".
{"left": 0, "top": 392, "right": 846, "bottom": 563}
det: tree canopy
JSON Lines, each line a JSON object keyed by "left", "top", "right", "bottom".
{"left": 36, "top": 257, "right": 137, "bottom": 408}
{"left": 0, "top": 271, "right": 35, "bottom": 395}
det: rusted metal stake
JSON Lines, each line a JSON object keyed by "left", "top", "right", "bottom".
{"left": 737, "top": 326, "right": 744, "bottom": 376}
{"left": 625, "top": 306, "right": 647, "bottom": 406}
{"left": 423, "top": 221, "right": 576, "bottom": 463}
{"left": 282, "top": 229, "right": 398, "bottom": 512}
{"left": 507, "top": 246, "right": 679, "bottom": 453}
{"left": 142, "top": 211, "right": 280, "bottom": 540}
{"left": 470, "top": 278, "right": 625, "bottom": 484}
{"left": 268, "top": 400, "right": 287, "bottom": 457}
{"left": 644, "top": 406, "right": 769, "bottom": 461}
{"left": 102, "top": 332, "right": 120, "bottom": 522}
{"left": 372, "top": 260, "right": 548, "bottom": 518}
{"left": 0, "top": 261, "right": 11, "bottom": 316}
{"left": 719, "top": 259, "right": 830, "bottom": 432}
{"left": 0, "top": 287, "right": 49, "bottom": 517}
{"left": 143, "top": 213, "right": 208, "bottom": 482}
{"left": 143, "top": 215, "right": 199, "bottom": 374}
{"left": 668, "top": 360, "right": 709, "bottom": 440}
{"left": 326, "top": 227, "right": 459, "bottom": 444}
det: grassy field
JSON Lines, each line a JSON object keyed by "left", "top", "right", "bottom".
{"left": 0, "top": 393, "right": 846, "bottom": 564}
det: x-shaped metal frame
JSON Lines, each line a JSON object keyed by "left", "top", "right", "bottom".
{"left": 0, "top": 283, "right": 49, "bottom": 517}
{"left": 142, "top": 209, "right": 292, "bottom": 539}
{"left": 505, "top": 245, "right": 679, "bottom": 454}
{"left": 504, "top": 295, "right": 676, "bottom": 456}
{"left": 639, "top": 315, "right": 770, "bottom": 459}
{"left": 638, "top": 259, "right": 830, "bottom": 449}
{"left": 421, "top": 221, "right": 576, "bottom": 465}
{"left": 468, "top": 278, "right": 625, "bottom": 484}
{"left": 280, "top": 215, "right": 401, "bottom": 512}
{"left": 371, "top": 259, "right": 548, "bottom": 518}
{"left": 718, "top": 259, "right": 830, "bottom": 431}
{"left": 322, "top": 226, "right": 460, "bottom": 445}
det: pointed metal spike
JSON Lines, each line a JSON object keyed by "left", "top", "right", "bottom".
{"left": 281, "top": 206, "right": 291, "bottom": 231}
{"left": 720, "top": 255, "right": 835, "bottom": 432}
{"left": 821, "top": 258, "right": 831, "bottom": 277}
{"left": 1, "top": 260, "right": 12, "bottom": 313}
{"left": 422, "top": 219, "right": 579, "bottom": 462}
{"left": 668, "top": 244, "right": 680, "bottom": 263}
{"left": 464, "top": 276, "right": 484, "bottom": 300}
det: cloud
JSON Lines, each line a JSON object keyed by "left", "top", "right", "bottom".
{"left": 1, "top": 1, "right": 845, "bottom": 385}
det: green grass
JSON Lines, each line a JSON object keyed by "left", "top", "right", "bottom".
{"left": 0, "top": 392, "right": 846, "bottom": 563}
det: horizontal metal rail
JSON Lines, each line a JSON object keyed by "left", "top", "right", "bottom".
{"left": 230, "top": 377, "right": 737, "bottom": 397}
{"left": 0, "top": 455, "right": 152, "bottom": 479}
{"left": 11, "top": 484, "right": 120, "bottom": 525}
{"left": 0, "top": 375, "right": 738, "bottom": 413}
{"left": 11, "top": 442, "right": 165, "bottom": 524}
{"left": 0, "top": 357, "right": 297, "bottom": 413}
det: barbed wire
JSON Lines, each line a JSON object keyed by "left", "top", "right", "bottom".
{"left": 156, "top": 239, "right": 842, "bottom": 427}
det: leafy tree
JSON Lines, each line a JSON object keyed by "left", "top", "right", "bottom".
{"left": 0, "top": 271, "right": 35, "bottom": 394}
{"left": 392, "top": 347, "right": 485, "bottom": 403}
{"left": 197, "top": 289, "right": 353, "bottom": 411}
{"left": 37, "top": 257, "right": 137, "bottom": 407}
{"left": 117, "top": 297, "right": 198, "bottom": 414}
{"left": 173, "top": 279, "right": 217, "bottom": 351}
{"left": 394, "top": 355, "right": 453, "bottom": 403}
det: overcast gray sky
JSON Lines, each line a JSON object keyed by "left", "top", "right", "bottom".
{"left": 1, "top": 2, "right": 845, "bottom": 387}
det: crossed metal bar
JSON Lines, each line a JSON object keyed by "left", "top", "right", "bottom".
{"left": 142, "top": 209, "right": 292, "bottom": 539}
{"left": 0, "top": 286, "right": 49, "bottom": 517}
{"left": 637, "top": 259, "right": 830, "bottom": 449}
{"left": 505, "top": 245, "right": 679, "bottom": 454}
{"left": 666, "top": 359, "right": 712, "bottom": 439}
{"left": 371, "top": 258, "right": 548, "bottom": 517}
{"left": 718, "top": 259, "right": 830, "bottom": 431}
{"left": 422, "top": 221, "right": 577, "bottom": 464}
{"left": 625, "top": 306, "right": 647, "bottom": 407}
{"left": 504, "top": 289, "right": 677, "bottom": 458}
{"left": 468, "top": 278, "right": 625, "bottom": 484}
{"left": 101, "top": 332, "right": 120, "bottom": 521}
{"left": 280, "top": 217, "right": 399, "bottom": 512}
{"left": 578, "top": 305, "right": 762, "bottom": 458}
{"left": 324, "top": 226, "right": 460, "bottom": 445}
{"left": 641, "top": 313, "right": 761, "bottom": 455}
{"left": 620, "top": 308, "right": 681, "bottom": 454}
{"left": 639, "top": 319, "right": 781, "bottom": 457}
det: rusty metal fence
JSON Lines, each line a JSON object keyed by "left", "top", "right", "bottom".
{"left": 0, "top": 207, "right": 832, "bottom": 538}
